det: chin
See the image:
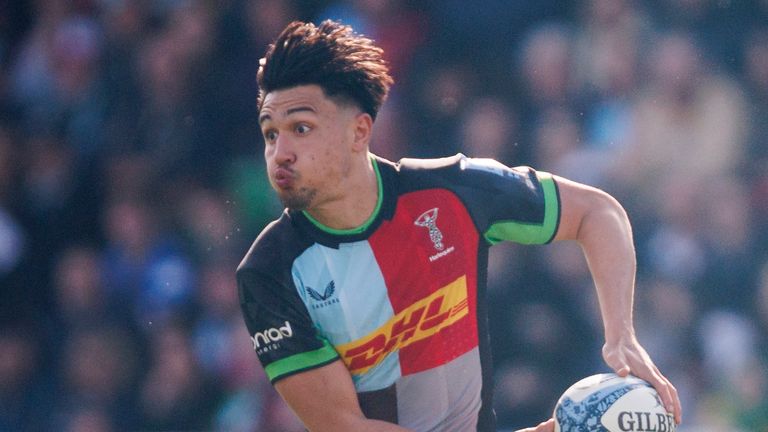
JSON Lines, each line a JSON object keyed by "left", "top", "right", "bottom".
{"left": 279, "top": 189, "right": 315, "bottom": 211}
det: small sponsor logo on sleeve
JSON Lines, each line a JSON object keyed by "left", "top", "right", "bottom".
{"left": 251, "top": 321, "right": 293, "bottom": 355}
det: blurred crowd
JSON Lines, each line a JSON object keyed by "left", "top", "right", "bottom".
{"left": 1, "top": 0, "right": 767, "bottom": 431}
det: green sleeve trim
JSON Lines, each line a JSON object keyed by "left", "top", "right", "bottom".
{"left": 265, "top": 338, "right": 339, "bottom": 382}
{"left": 483, "top": 173, "right": 560, "bottom": 245}
{"left": 302, "top": 155, "right": 383, "bottom": 235}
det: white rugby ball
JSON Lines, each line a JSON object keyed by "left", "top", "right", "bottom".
{"left": 553, "top": 373, "right": 675, "bottom": 432}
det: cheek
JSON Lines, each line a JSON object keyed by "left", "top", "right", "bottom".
{"left": 319, "top": 146, "right": 342, "bottom": 169}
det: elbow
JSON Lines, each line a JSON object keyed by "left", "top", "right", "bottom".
{"left": 553, "top": 176, "right": 631, "bottom": 243}
{"left": 575, "top": 189, "right": 630, "bottom": 243}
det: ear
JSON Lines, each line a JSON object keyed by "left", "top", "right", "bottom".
{"left": 351, "top": 112, "right": 373, "bottom": 153}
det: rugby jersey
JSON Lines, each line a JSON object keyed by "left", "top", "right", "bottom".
{"left": 237, "top": 154, "right": 561, "bottom": 431}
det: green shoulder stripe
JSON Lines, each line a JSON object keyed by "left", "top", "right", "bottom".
{"left": 265, "top": 338, "right": 340, "bottom": 382}
{"left": 483, "top": 173, "right": 560, "bottom": 245}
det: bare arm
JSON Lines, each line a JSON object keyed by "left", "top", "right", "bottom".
{"left": 274, "top": 359, "right": 412, "bottom": 432}
{"left": 552, "top": 176, "right": 682, "bottom": 424}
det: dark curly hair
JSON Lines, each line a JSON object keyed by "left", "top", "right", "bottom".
{"left": 257, "top": 20, "right": 393, "bottom": 120}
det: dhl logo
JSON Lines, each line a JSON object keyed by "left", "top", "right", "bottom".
{"left": 336, "top": 275, "right": 469, "bottom": 375}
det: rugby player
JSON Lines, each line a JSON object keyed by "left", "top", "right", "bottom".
{"left": 237, "top": 20, "right": 682, "bottom": 432}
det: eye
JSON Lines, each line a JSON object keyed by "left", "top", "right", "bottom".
{"left": 295, "top": 124, "right": 312, "bottom": 135}
{"left": 263, "top": 129, "right": 278, "bottom": 143}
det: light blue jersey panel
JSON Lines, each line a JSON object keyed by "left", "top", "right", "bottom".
{"left": 291, "top": 241, "right": 401, "bottom": 392}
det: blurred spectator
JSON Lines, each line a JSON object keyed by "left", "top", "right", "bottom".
{"left": 0, "top": 126, "right": 24, "bottom": 277}
{"left": 61, "top": 405, "right": 115, "bottom": 432}
{"left": 21, "top": 135, "right": 75, "bottom": 219}
{"left": 52, "top": 325, "right": 139, "bottom": 430}
{"left": 52, "top": 245, "right": 113, "bottom": 328}
{"left": 519, "top": 23, "right": 574, "bottom": 110}
{"left": 0, "top": 322, "right": 50, "bottom": 431}
{"left": 137, "top": 322, "right": 221, "bottom": 430}
{"left": 456, "top": 96, "right": 520, "bottom": 163}
{"left": 530, "top": 107, "right": 584, "bottom": 178}
{"left": 402, "top": 60, "right": 477, "bottom": 157}
{"left": 571, "top": 0, "right": 653, "bottom": 188}
{"left": 430, "top": 0, "right": 570, "bottom": 70}
{"left": 0, "top": 125, "right": 34, "bottom": 319}
{"left": 694, "top": 310, "right": 760, "bottom": 429}
{"left": 368, "top": 90, "right": 409, "bottom": 160}
{"left": 102, "top": 198, "right": 195, "bottom": 331}
{"left": 9, "top": 13, "right": 105, "bottom": 162}
{"left": 743, "top": 260, "right": 768, "bottom": 430}
{"left": 192, "top": 260, "right": 243, "bottom": 380}
{"left": 613, "top": 32, "right": 747, "bottom": 211}
{"left": 0, "top": 186, "right": 24, "bottom": 273}
{"left": 494, "top": 362, "right": 552, "bottom": 430}
{"left": 649, "top": 0, "right": 756, "bottom": 71}
{"left": 515, "top": 22, "right": 580, "bottom": 165}
{"left": 743, "top": 27, "right": 768, "bottom": 159}
{"left": 757, "top": 259, "right": 768, "bottom": 337}
{"left": 130, "top": 29, "right": 196, "bottom": 177}
{"left": 695, "top": 177, "right": 758, "bottom": 314}
{"left": 317, "top": 0, "right": 427, "bottom": 79}
{"left": 742, "top": 27, "right": 768, "bottom": 247}
{"left": 643, "top": 179, "right": 705, "bottom": 285}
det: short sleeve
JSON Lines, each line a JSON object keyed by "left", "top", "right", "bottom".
{"left": 238, "top": 269, "right": 339, "bottom": 383}
{"left": 452, "top": 157, "right": 561, "bottom": 245}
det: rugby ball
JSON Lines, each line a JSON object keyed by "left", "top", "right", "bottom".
{"left": 553, "top": 373, "right": 675, "bottom": 432}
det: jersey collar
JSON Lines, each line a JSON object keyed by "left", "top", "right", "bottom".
{"left": 290, "top": 155, "right": 398, "bottom": 248}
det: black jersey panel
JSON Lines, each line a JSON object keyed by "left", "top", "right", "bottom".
{"left": 237, "top": 213, "right": 339, "bottom": 382}
{"left": 238, "top": 268, "right": 339, "bottom": 382}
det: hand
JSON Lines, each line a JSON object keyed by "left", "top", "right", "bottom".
{"left": 515, "top": 418, "right": 554, "bottom": 432}
{"left": 602, "top": 334, "right": 682, "bottom": 425}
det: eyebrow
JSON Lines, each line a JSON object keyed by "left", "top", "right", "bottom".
{"left": 259, "top": 106, "right": 316, "bottom": 125}
{"left": 287, "top": 106, "right": 316, "bottom": 116}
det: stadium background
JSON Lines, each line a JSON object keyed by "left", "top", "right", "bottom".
{"left": 1, "top": 0, "right": 767, "bottom": 430}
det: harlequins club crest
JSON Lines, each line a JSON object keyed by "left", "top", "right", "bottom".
{"left": 414, "top": 208, "right": 444, "bottom": 251}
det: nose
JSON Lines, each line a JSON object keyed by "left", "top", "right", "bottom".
{"left": 271, "top": 135, "right": 296, "bottom": 166}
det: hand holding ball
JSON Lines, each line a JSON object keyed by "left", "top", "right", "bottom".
{"left": 554, "top": 373, "right": 676, "bottom": 432}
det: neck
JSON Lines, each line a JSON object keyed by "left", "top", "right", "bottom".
{"left": 304, "top": 154, "right": 380, "bottom": 232}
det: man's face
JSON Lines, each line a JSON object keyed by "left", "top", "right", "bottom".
{"left": 259, "top": 85, "right": 360, "bottom": 211}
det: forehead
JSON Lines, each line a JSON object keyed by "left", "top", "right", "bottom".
{"left": 260, "top": 85, "right": 336, "bottom": 121}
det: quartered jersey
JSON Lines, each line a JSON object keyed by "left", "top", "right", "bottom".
{"left": 237, "top": 154, "right": 561, "bottom": 432}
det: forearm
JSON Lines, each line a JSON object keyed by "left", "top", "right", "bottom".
{"left": 552, "top": 178, "right": 682, "bottom": 422}
{"left": 575, "top": 192, "right": 636, "bottom": 344}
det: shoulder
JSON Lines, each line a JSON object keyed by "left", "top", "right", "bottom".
{"left": 393, "top": 153, "right": 539, "bottom": 191}
{"left": 236, "top": 212, "right": 314, "bottom": 304}
{"left": 392, "top": 153, "right": 468, "bottom": 192}
{"left": 396, "top": 153, "right": 466, "bottom": 172}
{"left": 237, "top": 212, "right": 312, "bottom": 277}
